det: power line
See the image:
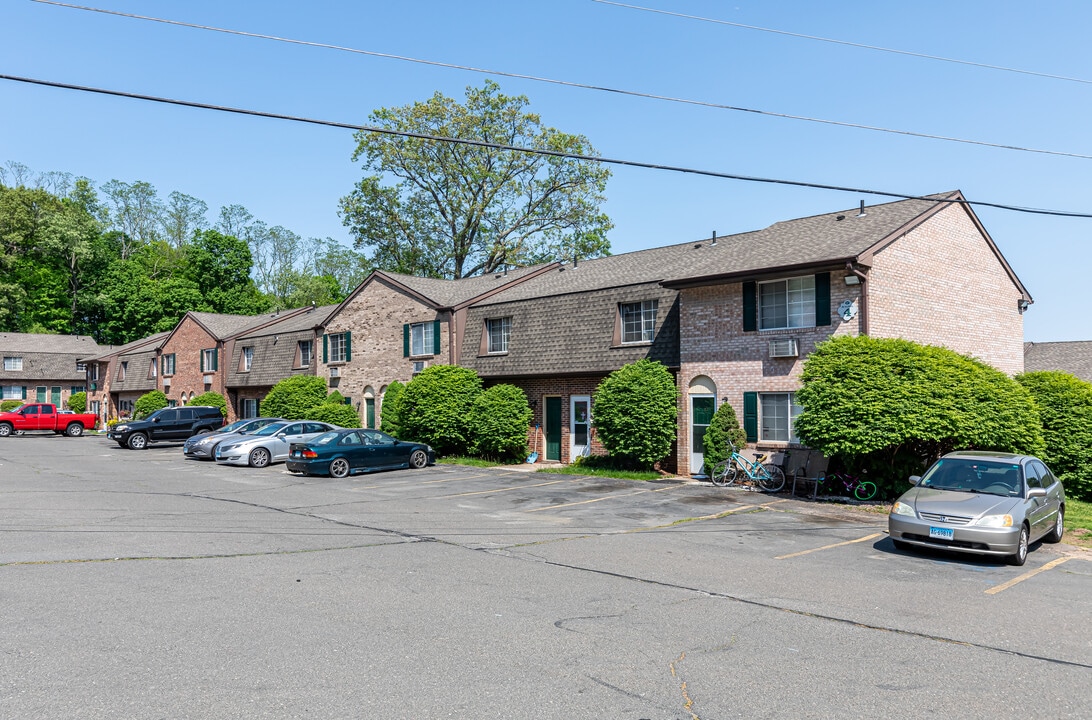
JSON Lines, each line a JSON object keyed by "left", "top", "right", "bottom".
{"left": 3, "top": 72, "right": 1091, "bottom": 219}
{"left": 594, "top": 0, "right": 1092, "bottom": 86}
{"left": 28, "top": 0, "right": 1092, "bottom": 163}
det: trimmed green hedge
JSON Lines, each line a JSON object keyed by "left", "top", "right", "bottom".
{"left": 399, "top": 365, "right": 483, "bottom": 454}
{"left": 261, "top": 375, "right": 329, "bottom": 419}
{"left": 592, "top": 359, "right": 678, "bottom": 469}
{"left": 2, "top": 399, "right": 24, "bottom": 412}
{"left": 187, "top": 391, "right": 227, "bottom": 416}
{"left": 66, "top": 391, "right": 87, "bottom": 413}
{"left": 134, "top": 390, "right": 169, "bottom": 419}
{"left": 380, "top": 380, "right": 405, "bottom": 438}
{"left": 1017, "top": 370, "right": 1092, "bottom": 502}
{"left": 302, "top": 402, "right": 362, "bottom": 428}
{"left": 469, "top": 384, "right": 532, "bottom": 461}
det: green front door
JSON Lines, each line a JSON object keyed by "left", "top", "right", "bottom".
{"left": 365, "top": 398, "right": 375, "bottom": 429}
{"left": 545, "top": 397, "right": 562, "bottom": 462}
{"left": 691, "top": 395, "right": 716, "bottom": 473}
{"left": 51, "top": 386, "right": 61, "bottom": 406}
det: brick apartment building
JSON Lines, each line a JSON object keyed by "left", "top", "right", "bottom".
{"left": 0, "top": 332, "right": 105, "bottom": 409}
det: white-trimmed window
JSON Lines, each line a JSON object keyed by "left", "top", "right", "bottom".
{"left": 298, "top": 340, "right": 313, "bottom": 368}
{"left": 2, "top": 386, "right": 24, "bottom": 400}
{"left": 328, "top": 333, "right": 347, "bottom": 363}
{"left": 760, "top": 392, "right": 804, "bottom": 443}
{"left": 410, "top": 322, "right": 434, "bottom": 357}
{"left": 3, "top": 357, "right": 23, "bottom": 371}
{"left": 240, "top": 398, "right": 258, "bottom": 418}
{"left": 759, "top": 276, "right": 815, "bottom": 330}
{"left": 118, "top": 361, "right": 127, "bottom": 380}
{"left": 241, "top": 347, "right": 254, "bottom": 372}
{"left": 200, "top": 348, "right": 218, "bottom": 373}
{"left": 161, "top": 354, "right": 176, "bottom": 376}
{"left": 89, "top": 364, "right": 99, "bottom": 381}
{"left": 620, "top": 300, "right": 658, "bottom": 343}
{"left": 486, "top": 318, "right": 511, "bottom": 354}
{"left": 148, "top": 359, "right": 157, "bottom": 379}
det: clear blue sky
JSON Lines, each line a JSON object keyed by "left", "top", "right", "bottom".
{"left": 3, "top": 0, "right": 1090, "bottom": 342}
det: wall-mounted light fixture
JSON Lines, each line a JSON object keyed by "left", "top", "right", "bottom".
{"left": 844, "top": 275, "right": 861, "bottom": 286}
{"left": 1018, "top": 299, "right": 1031, "bottom": 313}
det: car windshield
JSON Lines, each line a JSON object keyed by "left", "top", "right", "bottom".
{"left": 919, "top": 458, "right": 1022, "bottom": 496}
{"left": 220, "top": 420, "right": 251, "bottom": 433}
{"left": 310, "top": 431, "right": 343, "bottom": 446}
{"left": 252, "top": 422, "right": 288, "bottom": 437}
{"left": 145, "top": 409, "right": 168, "bottom": 421}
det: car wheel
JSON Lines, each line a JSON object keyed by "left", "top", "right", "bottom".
{"left": 127, "top": 433, "right": 148, "bottom": 450}
{"left": 0, "top": 423, "right": 12, "bottom": 437}
{"left": 409, "top": 449, "right": 428, "bottom": 469}
{"left": 1045, "top": 508, "right": 1065, "bottom": 544}
{"left": 248, "top": 447, "right": 271, "bottom": 468}
{"left": 66, "top": 423, "right": 84, "bottom": 437}
{"left": 329, "top": 458, "right": 350, "bottom": 478}
{"left": 1007, "top": 525, "right": 1029, "bottom": 566}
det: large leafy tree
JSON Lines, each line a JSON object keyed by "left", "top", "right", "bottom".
{"left": 339, "top": 80, "right": 613, "bottom": 279}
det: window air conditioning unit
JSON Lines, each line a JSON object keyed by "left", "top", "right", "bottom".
{"left": 203, "top": 375, "right": 214, "bottom": 384}
{"left": 768, "top": 338, "right": 799, "bottom": 358}
{"left": 412, "top": 360, "right": 426, "bottom": 375}
{"left": 329, "top": 367, "right": 341, "bottom": 378}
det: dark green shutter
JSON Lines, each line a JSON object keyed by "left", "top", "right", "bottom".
{"left": 344, "top": 331, "right": 352, "bottom": 362}
{"left": 213, "top": 348, "right": 219, "bottom": 371}
{"left": 21, "top": 386, "right": 27, "bottom": 400}
{"left": 403, "top": 324, "right": 410, "bottom": 357}
{"left": 322, "top": 334, "right": 328, "bottom": 363}
{"left": 742, "top": 281, "right": 757, "bottom": 332}
{"left": 815, "top": 272, "right": 831, "bottom": 326}
{"left": 743, "top": 392, "right": 758, "bottom": 443}
{"left": 433, "top": 320, "right": 441, "bottom": 355}
{"left": 200, "top": 350, "right": 205, "bottom": 372}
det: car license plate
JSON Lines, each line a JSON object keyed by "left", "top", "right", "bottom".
{"left": 929, "top": 526, "right": 954, "bottom": 541}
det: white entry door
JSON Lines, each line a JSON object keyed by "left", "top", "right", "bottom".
{"left": 570, "top": 396, "right": 591, "bottom": 460}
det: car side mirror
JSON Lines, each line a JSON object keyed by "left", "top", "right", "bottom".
{"left": 153, "top": 417, "right": 161, "bottom": 423}
{"left": 908, "top": 475, "right": 921, "bottom": 486}
{"left": 1027, "top": 487, "right": 1047, "bottom": 499}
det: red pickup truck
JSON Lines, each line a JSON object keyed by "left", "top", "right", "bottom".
{"left": 0, "top": 403, "right": 98, "bottom": 437}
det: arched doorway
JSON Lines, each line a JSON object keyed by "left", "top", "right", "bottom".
{"left": 363, "top": 386, "right": 375, "bottom": 429}
{"left": 688, "top": 376, "right": 717, "bottom": 474}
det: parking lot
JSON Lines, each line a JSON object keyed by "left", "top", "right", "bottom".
{"left": 2, "top": 434, "right": 1090, "bottom": 719}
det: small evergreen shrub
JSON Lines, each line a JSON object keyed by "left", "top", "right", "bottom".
{"left": 469, "top": 384, "right": 532, "bottom": 461}
{"left": 592, "top": 359, "right": 678, "bottom": 469}
{"left": 66, "top": 391, "right": 87, "bottom": 413}
{"left": 187, "top": 391, "right": 227, "bottom": 416}
{"left": 380, "top": 380, "right": 405, "bottom": 438}
{"left": 134, "top": 390, "right": 169, "bottom": 419}
{"left": 1, "top": 399, "right": 23, "bottom": 412}
{"left": 701, "top": 402, "right": 748, "bottom": 475}
{"left": 399, "top": 365, "right": 483, "bottom": 454}
{"left": 261, "top": 375, "right": 329, "bottom": 420}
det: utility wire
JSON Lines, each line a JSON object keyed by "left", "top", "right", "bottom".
{"left": 3, "top": 72, "right": 1091, "bottom": 219}
{"left": 594, "top": 0, "right": 1092, "bottom": 86}
{"left": 28, "top": 0, "right": 1092, "bottom": 163}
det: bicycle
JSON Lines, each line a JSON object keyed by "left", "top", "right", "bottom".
{"left": 710, "top": 442, "right": 785, "bottom": 493}
{"left": 817, "top": 471, "right": 878, "bottom": 501}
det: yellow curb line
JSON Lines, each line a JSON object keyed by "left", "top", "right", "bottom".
{"left": 775, "top": 532, "right": 883, "bottom": 560}
{"left": 985, "top": 556, "right": 1072, "bottom": 595}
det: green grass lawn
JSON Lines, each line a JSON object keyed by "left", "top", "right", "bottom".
{"left": 437, "top": 456, "right": 517, "bottom": 468}
{"left": 535, "top": 465, "right": 663, "bottom": 481}
{"left": 1065, "top": 498, "right": 1092, "bottom": 548}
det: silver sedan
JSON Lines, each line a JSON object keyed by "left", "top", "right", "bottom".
{"left": 183, "top": 417, "right": 283, "bottom": 460}
{"left": 888, "top": 450, "right": 1066, "bottom": 566}
{"left": 214, "top": 420, "right": 339, "bottom": 468}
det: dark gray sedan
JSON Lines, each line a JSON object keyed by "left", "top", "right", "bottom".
{"left": 888, "top": 451, "right": 1065, "bottom": 566}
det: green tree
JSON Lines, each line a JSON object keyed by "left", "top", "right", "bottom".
{"left": 188, "top": 391, "right": 227, "bottom": 417}
{"left": 380, "top": 380, "right": 405, "bottom": 438}
{"left": 701, "top": 402, "right": 748, "bottom": 475}
{"left": 260, "top": 375, "right": 329, "bottom": 420}
{"left": 67, "top": 391, "right": 87, "bottom": 413}
{"left": 339, "top": 80, "right": 613, "bottom": 279}
{"left": 1016, "top": 371, "right": 1092, "bottom": 502}
{"left": 398, "top": 365, "right": 483, "bottom": 454}
{"left": 794, "top": 336, "right": 1044, "bottom": 494}
{"left": 469, "top": 384, "right": 532, "bottom": 461}
{"left": 134, "top": 390, "right": 169, "bottom": 419}
{"left": 184, "top": 229, "right": 269, "bottom": 315}
{"left": 592, "top": 360, "right": 678, "bottom": 469}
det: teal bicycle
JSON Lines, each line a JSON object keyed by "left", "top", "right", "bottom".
{"left": 710, "top": 442, "right": 786, "bottom": 493}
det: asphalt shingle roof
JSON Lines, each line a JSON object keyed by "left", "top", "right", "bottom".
{"left": 1024, "top": 341, "right": 1092, "bottom": 384}
{"left": 0, "top": 332, "right": 104, "bottom": 355}
{"left": 237, "top": 305, "right": 338, "bottom": 339}
{"left": 190, "top": 312, "right": 286, "bottom": 340}
{"left": 379, "top": 264, "right": 548, "bottom": 308}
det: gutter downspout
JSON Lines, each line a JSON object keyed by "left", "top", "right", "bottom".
{"left": 846, "top": 262, "right": 869, "bottom": 336}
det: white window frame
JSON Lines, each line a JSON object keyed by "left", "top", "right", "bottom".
{"left": 201, "top": 348, "right": 217, "bottom": 372}
{"left": 328, "top": 333, "right": 347, "bottom": 363}
{"left": 759, "top": 275, "right": 815, "bottom": 330}
{"left": 759, "top": 392, "right": 804, "bottom": 443}
{"left": 161, "top": 354, "right": 176, "bottom": 376}
{"left": 486, "top": 318, "right": 511, "bottom": 354}
{"left": 240, "top": 398, "right": 258, "bottom": 419}
{"left": 242, "top": 347, "right": 254, "bottom": 372}
{"left": 118, "top": 361, "right": 127, "bottom": 380}
{"left": 620, "top": 300, "right": 658, "bottom": 344}
{"left": 89, "top": 364, "right": 99, "bottom": 381}
{"left": 298, "top": 340, "right": 313, "bottom": 368}
{"left": 2, "top": 386, "right": 23, "bottom": 400}
{"left": 3, "top": 357, "right": 23, "bottom": 371}
{"left": 410, "top": 322, "right": 434, "bottom": 357}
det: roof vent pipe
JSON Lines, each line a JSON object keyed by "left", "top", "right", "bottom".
{"left": 857, "top": 200, "right": 867, "bottom": 218}
{"left": 711, "top": 231, "right": 717, "bottom": 247}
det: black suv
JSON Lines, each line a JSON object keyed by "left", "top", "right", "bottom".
{"left": 108, "top": 406, "right": 226, "bottom": 449}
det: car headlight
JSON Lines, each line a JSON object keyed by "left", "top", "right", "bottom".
{"left": 975, "top": 514, "right": 1013, "bottom": 528}
{"left": 115, "top": 425, "right": 129, "bottom": 432}
{"left": 891, "top": 501, "right": 916, "bottom": 517}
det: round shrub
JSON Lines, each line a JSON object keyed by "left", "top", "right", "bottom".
{"left": 398, "top": 365, "right": 483, "bottom": 455}
{"left": 1017, "top": 370, "right": 1092, "bottom": 502}
{"left": 592, "top": 359, "right": 678, "bottom": 469}
{"left": 134, "top": 390, "right": 169, "bottom": 419}
{"left": 261, "top": 375, "right": 328, "bottom": 420}
{"left": 2, "top": 399, "right": 24, "bottom": 412}
{"left": 701, "top": 402, "right": 748, "bottom": 475}
{"left": 326, "top": 390, "right": 347, "bottom": 405}
{"left": 469, "top": 384, "right": 532, "bottom": 461}
{"left": 67, "top": 391, "right": 87, "bottom": 413}
{"left": 302, "top": 402, "right": 362, "bottom": 428}
{"left": 187, "top": 391, "right": 227, "bottom": 416}
{"left": 380, "top": 380, "right": 405, "bottom": 438}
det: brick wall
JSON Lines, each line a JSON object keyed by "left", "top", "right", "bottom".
{"left": 157, "top": 316, "right": 223, "bottom": 414}
{"left": 320, "top": 278, "right": 452, "bottom": 426}
{"left": 867, "top": 202, "right": 1025, "bottom": 375}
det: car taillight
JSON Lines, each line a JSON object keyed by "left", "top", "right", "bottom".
{"left": 301, "top": 449, "right": 318, "bottom": 459}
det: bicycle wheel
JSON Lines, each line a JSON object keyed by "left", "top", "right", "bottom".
{"left": 757, "top": 463, "right": 785, "bottom": 493}
{"left": 710, "top": 459, "right": 737, "bottom": 487}
{"left": 853, "top": 481, "right": 878, "bottom": 501}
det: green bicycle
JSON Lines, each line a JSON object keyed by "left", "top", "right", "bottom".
{"left": 710, "top": 442, "right": 786, "bottom": 493}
